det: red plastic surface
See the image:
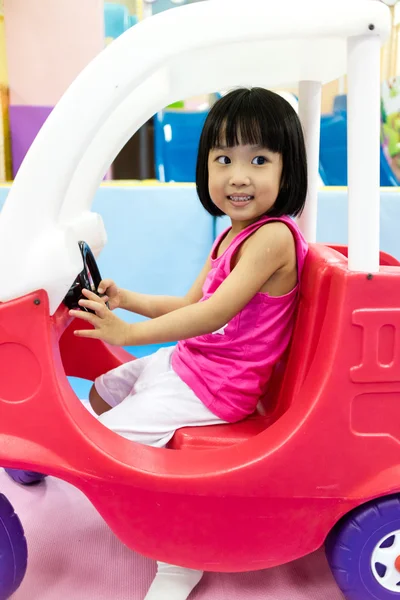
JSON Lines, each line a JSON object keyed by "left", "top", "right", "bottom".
{"left": 1, "top": 244, "right": 400, "bottom": 572}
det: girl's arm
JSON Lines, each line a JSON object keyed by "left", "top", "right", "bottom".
{"left": 118, "top": 256, "right": 212, "bottom": 318}
{"left": 72, "top": 222, "right": 295, "bottom": 346}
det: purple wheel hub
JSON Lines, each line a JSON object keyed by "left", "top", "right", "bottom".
{"left": 5, "top": 468, "right": 47, "bottom": 485}
{"left": 326, "top": 494, "right": 400, "bottom": 599}
{"left": 0, "top": 493, "right": 27, "bottom": 599}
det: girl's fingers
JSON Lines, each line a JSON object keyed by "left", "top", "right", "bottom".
{"left": 69, "top": 309, "right": 97, "bottom": 323}
{"left": 82, "top": 288, "right": 101, "bottom": 301}
{"left": 78, "top": 299, "right": 106, "bottom": 315}
{"left": 98, "top": 279, "right": 113, "bottom": 294}
{"left": 74, "top": 329, "right": 101, "bottom": 338}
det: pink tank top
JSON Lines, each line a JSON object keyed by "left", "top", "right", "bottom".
{"left": 171, "top": 215, "right": 308, "bottom": 423}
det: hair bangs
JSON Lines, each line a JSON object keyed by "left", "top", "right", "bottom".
{"left": 207, "top": 91, "right": 285, "bottom": 155}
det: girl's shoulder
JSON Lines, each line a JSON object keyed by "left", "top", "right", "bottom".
{"left": 237, "top": 220, "right": 296, "bottom": 260}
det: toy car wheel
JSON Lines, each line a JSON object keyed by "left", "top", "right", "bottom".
{"left": 5, "top": 468, "right": 47, "bottom": 485}
{"left": 0, "top": 493, "right": 27, "bottom": 600}
{"left": 326, "top": 494, "right": 400, "bottom": 599}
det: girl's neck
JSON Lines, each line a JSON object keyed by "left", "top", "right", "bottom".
{"left": 230, "top": 216, "right": 266, "bottom": 235}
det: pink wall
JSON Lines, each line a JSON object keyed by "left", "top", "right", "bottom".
{"left": 3, "top": 0, "right": 105, "bottom": 175}
{"left": 4, "top": 0, "right": 104, "bottom": 106}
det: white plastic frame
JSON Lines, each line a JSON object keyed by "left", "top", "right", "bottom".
{"left": 0, "top": 0, "right": 390, "bottom": 313}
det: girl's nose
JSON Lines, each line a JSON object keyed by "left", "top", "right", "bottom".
{"left": 229, "top": 169, "right": 251, "bottom": 187}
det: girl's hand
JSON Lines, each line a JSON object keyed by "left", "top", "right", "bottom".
{"left": 70, "top": 289, "right": 131, "bottom": 346}
{"left": 97, "top": 279, "right": 121, "bottom": 310}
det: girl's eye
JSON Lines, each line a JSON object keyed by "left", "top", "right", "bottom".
{"left": 217, "top": 156, "right": 231, "bottom": 164}
{"left": 252, "top": 156, "right": 268, "bottom": 165}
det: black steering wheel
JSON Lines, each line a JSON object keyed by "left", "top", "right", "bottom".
{"left": 63, "top": 241, "right": 109, "bottom": 313}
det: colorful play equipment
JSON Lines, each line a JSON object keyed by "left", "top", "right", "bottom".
{"left": 0, "top": 1, "right": 398, "bottom": 599}
{"left": 154, "top": 108, "right": 208, "bottom": 181}
{"left": 104, "top": 2, "right": 137, "bottom": 42}
{"left": 318, "top": 0, "right": 400, "bottom": 186}
{"left": 0, "top": 5, "right": 11, "bottom": 183}
{"left": 139, "top": 0, "right": 188, "bottom": 20}
{"left": 319, "top": 93, "right": 400, "bottom": 186}
{"left": 155, "top": 88, "right": 400, "bottom": 186}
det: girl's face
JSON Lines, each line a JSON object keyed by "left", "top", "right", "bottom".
{"left": 208, "top": 143, "right": 283, "bottom": 230}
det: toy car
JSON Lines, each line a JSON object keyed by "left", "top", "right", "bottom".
{"left": 0, "top": 1, "right": 395, "bottom": 598}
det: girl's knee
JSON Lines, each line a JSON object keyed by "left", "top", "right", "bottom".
{"left": 89, "top": 384, "right": 111, "bottom": 415}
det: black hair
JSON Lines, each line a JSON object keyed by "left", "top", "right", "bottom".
{"left": 196, "top": 87, "right": 307, "bottom": 218}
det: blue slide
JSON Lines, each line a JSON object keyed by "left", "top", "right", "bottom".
{"left": 319, "top": 95, "right": 399, "bottom": 187}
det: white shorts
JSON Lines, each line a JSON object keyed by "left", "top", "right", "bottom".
{"left": 95, "top": 346, "right": 226, "bottom": 447}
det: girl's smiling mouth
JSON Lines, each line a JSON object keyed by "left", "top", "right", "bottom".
{"left": 228, "top": 194, "right": 254, "bottom": 200}
{"left": 227, "top": 194, "right": 254, "bottom": 207}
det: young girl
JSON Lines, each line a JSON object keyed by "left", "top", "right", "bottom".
{"left": 70, "top": 87, "right": 309, "bottom": 600}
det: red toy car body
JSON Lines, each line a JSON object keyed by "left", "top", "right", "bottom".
{"left": 1, "top": 243, "right": 399, "bottom": 576}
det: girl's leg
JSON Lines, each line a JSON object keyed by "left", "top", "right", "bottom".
{"left": 144, "top": 562, "right": 203, "bottom": 600}
{"left": 89, "top": 384, "right": 111, "bottom": 416}
{"left": 89, "top": 353, "right": 153, "bottom": 415}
